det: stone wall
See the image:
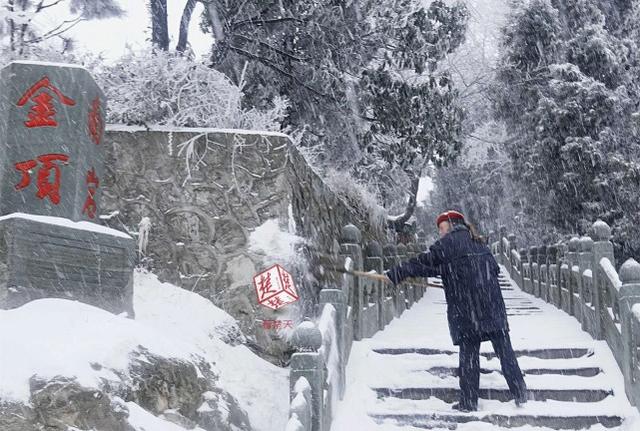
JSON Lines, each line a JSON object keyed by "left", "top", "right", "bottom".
{"left": 101, "top": 126, "right": 382, "bottom": 363}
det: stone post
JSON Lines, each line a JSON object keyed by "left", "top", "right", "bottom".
{"left": 417, "top": 230, "right": 427, "bottom": 252}
{"left": 576, "top": 236, "right": 594, "bottom": 329}
{"left": 339, "top": 224, "right": 363, "bottom": 341}
{"left": 507, "top": 234, "right": 519, "bottom": 285}
{"left": 364, "top": 241, "right": 384, "bottom": 331}
{"left": 528, "top": 246, "right": 538, "bottom": 295}
{"left": 290, "top": 322, "right": 325, "bottom": 431}
{"left": 383, "top": 244, "right": 401, "bottom": 317}
{"left": 318, "top": 288, "right": 347, "bottom": 399}
{"left": 619, "top": 259, "right": 640, "bottom": 397}
{"left": 538, "top": 246, "right": 548, "bottom": 298}
{"left": 0, "top": 61, "right": 134, "bottom": 316}
{"left": 0, "top": 61, "right": 105, "bottom": 220}
{"left": 591, "top": 220, "right": 614, "bottom": 340}
{"left": 519, "top": 248, "right": 530, "bottom": 292}
{"left": 564, "top": 237, "right": 579, "bottom": 317}
{"left": 498, "top": 226, "right": 507, "bottom": 265}
{"left": 507, "top": 233, "right": 517, "bottom": 253}
{"left": 547, "top": 245, "right": 559, "bottom": 307}
{"left": 408, "top": 243, "right": 424, "bottom": 300}
{"left": 397, "top": 243, "right": 413, "bottom": 308}
{"left": 567, "top": 237, "right": 581, "bottom": 268}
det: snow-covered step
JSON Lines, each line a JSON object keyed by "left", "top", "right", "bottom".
{"left": 413, "top": 365, "right": 602, "bottom": 378}
{"left": 366, "top": 396, "right": 628, "bottom": 429}
{"left": 372, "top": 386, "right": 612, "bottom": 403}
{"left": 330, "top": 267, "right": 640, "bottom": 431}
{"left": 369, "top": 412, "right": 622, "bottom": 429}
{"left": 372, "top": 347, "right": 591, "bottom": 360}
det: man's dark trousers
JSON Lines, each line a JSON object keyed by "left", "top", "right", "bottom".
{"left": 458, "top": 330, "right": 527, "bottom": 409}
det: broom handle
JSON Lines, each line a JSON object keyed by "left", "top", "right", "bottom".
{"left": 329, "top": 267, "right": 443, "bottom": 288}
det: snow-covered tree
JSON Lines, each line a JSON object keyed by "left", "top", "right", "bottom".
{"left": 492, "top": 0, "right": 640, "bottom": 260}
{"left": 98, "top": 48, "right": 288, "bottom": 131}
{"left": 186, "top": 0, "right": 468, "bottom": 232}
{"left": 0, "top": 0, "right": 124, "bottom": 53}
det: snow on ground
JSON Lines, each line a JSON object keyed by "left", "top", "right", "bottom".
{"left": 330, "top": 265, "right": 640, "bottom": 431}
{"left": 126, "top": 402, "right": 206, "bottom": 431}
{"left": 133, "top": 270, "right": 289, "bottom": 431}
{"left": 0, "top": 297, "right": 202, "bottom": 403}
{"left": 0, "top": 269, "right": 288, "bottom": 431}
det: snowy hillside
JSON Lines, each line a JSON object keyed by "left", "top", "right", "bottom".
{"left": 0, "top": 270, "right": 288, "bottom": 431}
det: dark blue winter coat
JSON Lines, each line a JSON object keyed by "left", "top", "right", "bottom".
{"left": 386, "top": 224, "right": 509, "bottom": 345}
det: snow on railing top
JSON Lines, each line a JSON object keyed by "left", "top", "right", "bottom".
{"left": 600, "top": 257, "right": 622, "bottom": 291}
{"left": 287, "top": 376, "right": 312, "bottom": 431}
{"left": 318, "top": 303, "right": 340, "bottom": 416}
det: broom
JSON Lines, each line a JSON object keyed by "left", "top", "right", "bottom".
{"left": 326, "top": 265, "right": 443, "bottom": 289}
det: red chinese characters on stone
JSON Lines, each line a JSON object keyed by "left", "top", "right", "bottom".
{"left": 17, "top": 76, "right": 75, "bottom": 128}
{"left": 14, "top": 153, "right": 70, "bottom": 204}
{"left": 82, "top": 168, "right": 99, "bottom": 219}
{"left": 87, "top": 96, "right": 103, "bottom": 145}
{"left": 253, "top": 264, "right": 299, "bottom": 310}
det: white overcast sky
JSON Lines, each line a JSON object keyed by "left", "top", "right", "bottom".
{"left": 52, "top": 1, "right": 212, "bottom": 61}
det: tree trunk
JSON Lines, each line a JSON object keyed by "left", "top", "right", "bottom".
{"left": 149, "top": 0, "right": 169, "bottom": 50}
{"left": 387, "top": 173, "right": 421, "bottom": 232}
{"left": 176, "top": 0, "right": 198, "bottom": 52}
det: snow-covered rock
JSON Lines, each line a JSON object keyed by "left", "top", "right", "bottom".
{"left": 0, "top": 269, "right": 287, "bottom": 431}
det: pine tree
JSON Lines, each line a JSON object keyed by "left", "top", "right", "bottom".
{"left": 493, "top": 0, "right": 640, "bottom": 260}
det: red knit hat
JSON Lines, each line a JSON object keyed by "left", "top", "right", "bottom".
{"left": 436, "top": 210, "right": 465, "bottom": 227}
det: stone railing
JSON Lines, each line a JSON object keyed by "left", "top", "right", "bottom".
{"left": 491, "top": 220, "right": 640, "bottom": 411}
{"left": 286, "top": 224, "right": 429, "bottom": 431}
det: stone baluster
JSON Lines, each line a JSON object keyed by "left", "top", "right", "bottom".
{"left": 619, "top": 259, "right": 640, "bottom": 395}
{"left": 417, "top": 230, "right": 427, "bottom": 252}
{"left": 339, "top": 224, "right": 363, "bottom": 341}
{"left": 506, "top": 234, "right": 520, "bottom": 285}
{"left": 527, "top": 246, "right": 538, "bottom": 295}
{"left": 364, "top": 241, "right": 384, "bottom": 331}
{"left": 591, "top": 220, "right": 614, "bottom": 340}
{"left": 547, "top": 245, "right": 559, "bottom": 307}
{"left": 397, "top": 243, "right": 413, "bottom": 308}
{"left": 538, "top": 246, "right": 548, "bottom": 299}
{"left": 290, "top": 322, "right": 324, "bottom": 431}
{"left": 519, "top": 247, "right": 530, "bottom": 292}
{"left": 576, "top": 236, "right": 594, "bottom": 329}
{"left": 567, "top": 237, "right": 580, "bottom": 268}
{"left": 408, "top": 243, "right": 425, "bottom": 300}
{"left": 498, "top": 226, "right": 507, "bottom": 265}
{"left": 383, "top": 244, "right": 401, "bottom": 318}
{"left": 565, "top": 237, "right": 580, "bottom": 317}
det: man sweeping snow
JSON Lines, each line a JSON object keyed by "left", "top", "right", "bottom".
{"left": 384, "top": 210, "right": 528, "bottom": 412}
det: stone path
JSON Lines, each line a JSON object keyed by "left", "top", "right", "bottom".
{"left": 331, "top": 267, "right": 640, "bottom": 431}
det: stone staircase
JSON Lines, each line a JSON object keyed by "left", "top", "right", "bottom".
{"left": 331, "top": 268, "right": 640, "bottom": 430}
